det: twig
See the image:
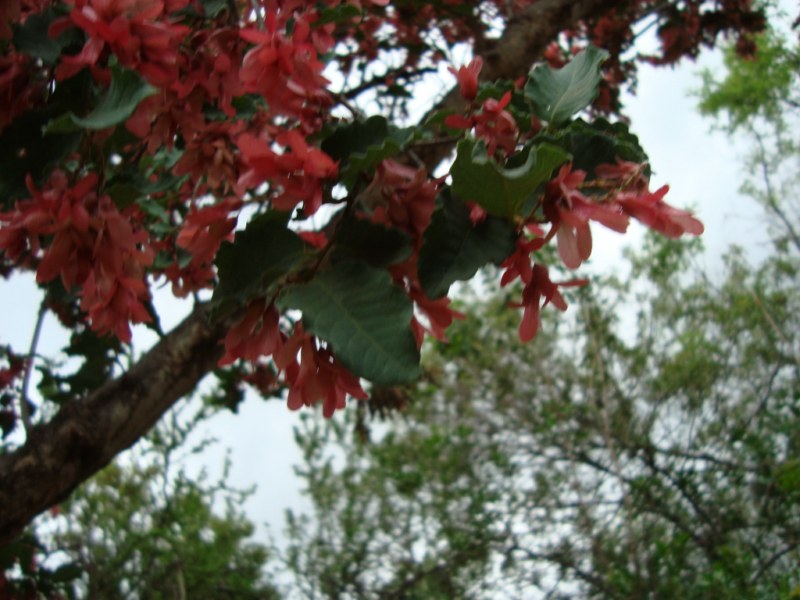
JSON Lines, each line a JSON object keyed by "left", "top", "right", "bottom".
{"left": 21, "top": 300, "right": 47, "bottom": 438}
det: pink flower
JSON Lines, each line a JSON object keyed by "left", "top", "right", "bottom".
{"left": 515, "top": 264, "right": 587, "bottom": 342}
{"left": 544, "top": 164, "right": 629, "bottom": 269}
{"left": 616, "top": 185, "right": 704, "bottom": 238}
{"left": 449, "top": 57, "right": 482, "bottom": 101}
{"left": 219, "top": 301, "right": 284, "bottom": 366}
{"left": 275, "top": 325, "right": 367, "bottom": 418}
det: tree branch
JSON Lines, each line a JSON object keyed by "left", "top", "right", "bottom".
{"left": 0, "top": 0, "right": 633, "bottom": 544}
{"left": 0, "top": 304, "right": 230, "bottom": 546}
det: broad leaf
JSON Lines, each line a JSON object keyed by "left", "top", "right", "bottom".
{"left": 212, "top": 211, "right": 308, "bottom": 316}
{"left": 0, "top": 113, "right": 80, "bottom": 205}
{"left": 12, "top": 8, "right": 82, "bottom": 65}
{"left": 525, "top": 46, "right": 609, "bottom": 125}
{"left": 315, "top": 4, "right": 361, "bottom": 25}
{"left": 331, "top": 217, "right": 412, "bottom": 267}
{"left": 201, "top": 0, "right": 228, "bottom": 17}
{"left": 537, "top": 118, "right": 649, "bottom": 178}
{"left": 321, "top": 116, "right": 413, "bottom": 188}
{"left": 419, "top": 192, "right": 517, "bottom": 298}
{"left": 69, "top": 66, "right": 156, "bottom": 130}
{"left": 450, "top": 138, "right": 568, "bottom": 218}
{"left": 278, "top": 261, "right": 420, "bottom": 385}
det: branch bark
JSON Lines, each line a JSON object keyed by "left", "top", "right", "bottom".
{"left": 0, "top": 305, "right": 229, "bottom": 545}
{"left": 0, "top": 0, "right": 629, "bottom": 545}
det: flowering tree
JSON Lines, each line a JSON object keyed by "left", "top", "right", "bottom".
{"left": 0, "top": 0, "right": 765, "bottom": 544}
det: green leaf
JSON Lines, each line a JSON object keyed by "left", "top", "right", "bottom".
{"left": 0, "top": 116, "right": 80, "bottom": 205}
{"left": 419, "top": 192, "right": 516, "bottom": 298}
{"left": 331, "top": 217, "right": 412, "bottom": 268}
{"left": 278, "top": 261, "right": 420, "bottom": 385}
{"left": 212, "top": 211, "right": 309, "bottom": 316}
{"left": 450, "top": 138, "right": 568, "bottom": 218}
{"left": 525, "top": 45, "right": 609, "bottom": 125}
{"left": 68, "top": 66, "right": 156, "bottom": 130}
{"left": 50, "top": 563, "right": 84, "bottom": 583}
{"left": 201, "top": 0, "right": 228, "bottom": 17}
{"left": 536, "top": 118, "right": 649, "bottom": 178}
{"left": 12, "top": 8, "right": 82, "bottom": 65}
{"left": 315, "top": 4, "right": 362, "bottom": 25}
{"left": 321, "top": 116, "right": 413, "bottom": 189}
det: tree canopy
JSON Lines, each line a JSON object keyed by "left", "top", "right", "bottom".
{"left": 0, "top": 0, "right": 770, "bottom": 546}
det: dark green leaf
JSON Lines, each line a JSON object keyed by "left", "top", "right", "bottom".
{"left": 106, "top": 181, "right": 142, "bottom": 208}
{"left": 315, "top": 4, "right": 361, "bottom": 25}
{"left": 331, "top": 217, "right": 412, "bottom": 267}
{"left": 450, "top": 138, "right": 568, "bottom": 217}
{"left": 525, "top": 46, "right": 609, "bottom": 125}
{"left": 0, "top": 114, "right": 81, "bottom": 206}
{"left": 68, "top": 66, "right": 156, "bottom": 130}
{"left": 51, "top": 563, "right": 83, "bottom": 583}
{"left": 201, "top": 0, "right": 228, "bottom": 17}
{"left": 12, "top": 8, "right": 82, "bottom": 65}
{"left": 212, "top": 211, "right": 309, "bottom": 316}
{"left": 321, "top": 116, "right": 413, "bottom": 188}
{"left": 278, "top": 260, "right": 420, "bottom": 384}
{"left": 536, "top": 118, "right": 649, "bottom": 178}
{"left": 419, "top": 192, "right": 516, "bottom": 298}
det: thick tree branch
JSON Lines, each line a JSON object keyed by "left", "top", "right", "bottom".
{"left": 0, "top": 0, "right": 630, "bottom": 544}
{"left": 0, "top": 305, "right": 229, "bottom": 546}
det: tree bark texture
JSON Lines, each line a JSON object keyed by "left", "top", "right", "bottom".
{"left": 0, "top": 0, "right": 629, "bottom": 546}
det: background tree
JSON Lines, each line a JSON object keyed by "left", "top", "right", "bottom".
{"left": 273, "top": 28, "right": 800, "bottom": 598}
{"left": 2, "top": 405, "right": 280, "bottom": 599}
{"left": 280, "top": 239, "right": 799, "bottom": 599}
{"left": 699, "top": 26, "right": 800, "bottom": 252}
{"left": 0, "top": 0, "right": 768, "bottom": 543}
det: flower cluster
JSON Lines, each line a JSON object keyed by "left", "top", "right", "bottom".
{"left": 446, "top": 58, "right": 520, "bottom": 156}
{"left": 53, "top": 0, "right": 190, "bottom": 85}
{"left": 0, "top": 172, "right": 153, "bottom": 342}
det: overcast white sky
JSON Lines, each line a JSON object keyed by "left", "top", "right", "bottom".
{"left": 0, "top": 5, "right": 788, "bottom": 575}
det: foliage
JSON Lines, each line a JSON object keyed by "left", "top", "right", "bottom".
{"left": 699, "top": 28, "right": 800, "bottom": 254}
{"left": 0, "top": 0, "right": 769, "bottom": 541}
{"left": 279, "top": 234, "right": 800, "bottom": 598}
{"left": 2, "top": 407, "right": 279, "bottom": 599}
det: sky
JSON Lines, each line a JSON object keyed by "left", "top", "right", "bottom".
{"left": 0, "top": 5, "right": 786, "bottom": 584}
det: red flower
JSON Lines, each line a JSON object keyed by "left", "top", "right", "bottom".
{"left": 449, "top": 57, "right": 483, "bottom": 101}
{"left": 445, "top": 91, "right": 519, "bottom": 156}
{"left": 0, "top": 171, "right": 153, "bottom": 343}
{"left": 54, "top": 0, "right": 189, "bottom": 86}
{"left": 275, "top": 325, "right": 367, "bottom": 418}
{"left": 367, "top": 160, "right": 438, "bottom": 240}
{"left": 175, "top": 197, "right": 240, "bottom": 275}
{"left": 173, "top": 121, "right": 244, "bottom": 193}
{"left": 0, "top": 52, "right": 43, "bottom": 132}
{"left": 219, "top": 301, "right": 284, "bottom": 366}
{"left": 544, "top": 164, "right": 629, "bottom": 269}
{"left": 239, "top": 9, "right": 331, "bottom": 119}
{"left": 515, "top": 264, "right": 587, "bottom": 342}
{"left": 237, "top": 130, "right": 337, "bottom": 216}
{"left": 409, "top": 286, "right": 465, "bottom": 344}
{"left": 616, "top": 185, "right": 704, "bottom": 238}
